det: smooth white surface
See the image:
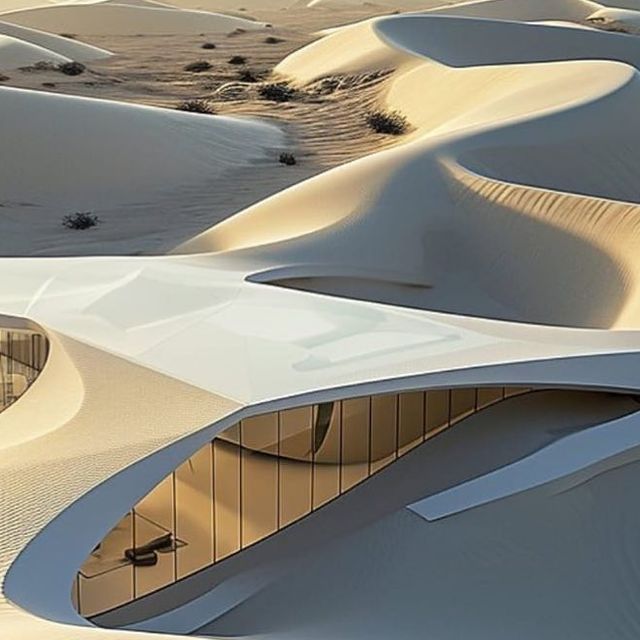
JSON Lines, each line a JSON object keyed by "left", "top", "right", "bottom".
{"left": 0, "top": 254, "right": 639, "bottom": 404}
{"left": 410, "top": 407, "right": 640, "bottom": 519}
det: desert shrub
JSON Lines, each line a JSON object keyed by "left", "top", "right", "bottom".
{"left": 20, "top": 61, "right": 57, "bottom": 72}
{"left": 62, "top": 212, "right": 99, "bottom": 230}
{"left": 258, "top": 82, "right": 296, "bottom": 102}
{"left": 365, "top": 109, "right": 408, "bottom": 135}
{"left": 237, "top": 68, "right": 259, "bottom": 83}
{"left": 279, "top": 152, "right": 296, "bottom": 166}
{"left": 0, "top": 74, "right": 8, "bottom": 82}
{"left": 176, "top": 99, "right": 215, "bottom": 114}
{"left": 201, "top": 42, "right": 216, "bottom": 49}
{"left": 42, "top": 82, "right": 56, "bottom": 88}
{"left": 227, "top": 28, "right": 246, "bottom": 37}
{"left": 58, "top": 61, "right": 86, "bottom": 76}
{"left": 264, "top": 36, "right": 284, "bottom": 44}
{"left": 228, "top": 55, "right": 247, "bottom": 65}
{"left": 184, "top": 60, "right": 212, "bottom": 73}
{"left": 59, "top": 33, "right": 76, "bottom": 39}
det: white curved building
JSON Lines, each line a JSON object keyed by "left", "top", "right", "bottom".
{"left": 3, "top": 1, "right": 640, "bottom": 639}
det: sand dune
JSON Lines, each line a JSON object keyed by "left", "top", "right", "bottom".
{"left": 0, "top": 34, "right": 70, "bottom": 69}
{"left": 0, "top": 0, "right": 191, "bottom": 9}
{"left": 276, "top": 3, "right": 640, "bottom": 83}
{"left": 276, "top": 17, "right": 404, "bottom": 83}
{"left": 307, "top": 0, "right": 600, "bottom": 15}
{"left": 0, "top": 3, "right": 268, "bottom": 35}
{"left": 0, "top": 87, "right": 282, "bottom": 209}
{"left": 423, "top": 0, "right": 602, "bottom": 20}
{"left": 160, "top": 0, "right": 298, "bottom": 8}
{"left": 0, "top": 20, "right": 111, "bottom": 61}
{"left": 376, "top": 14, "right": 640, "bottom": 66}
{"left": 588, "top": 6, "right": 640, "bottom": 31}
{"left": 306, "top": 0, "right": 452, "bottom": 7}
{"left": 180, "top": 8, "right": 640, "bottom": 330}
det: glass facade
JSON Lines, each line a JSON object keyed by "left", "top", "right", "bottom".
{"left": 74, "top": 385, "right": 530, "bottom": 618}
{"left": 0, "top": 329, "right": 48, "bottom": 412}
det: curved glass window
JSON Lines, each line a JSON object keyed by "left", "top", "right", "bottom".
{"left": 0, "top": 329, "right": 48, "bottom": 413}
{"left": 74, "top": 386, "right": 530, "bottom": 617}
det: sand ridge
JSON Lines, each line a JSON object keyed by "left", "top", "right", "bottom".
{"left": 0, "top": 33, "right": 71, "bottom": 69}
{"left": 0, "top": 20, "right": 111, "bottom": 64}
{"left": 0, "top": 2, "right": 269, "bottom": 35}
{"left": 178, "top": 2, "right": 640, "bottom": 330}
{"left": 4, "top": 0, "right": 640, "bottom": 324}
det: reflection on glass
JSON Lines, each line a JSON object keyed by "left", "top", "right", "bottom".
{"left": 214, "top": 428, "right": 241, "bottom": 560}
{"left": 242, "top": 413, "right": 278, "bottom": 547}
{"left": 76, "top": 385, "right": 530, "bottom": 617}
{"left": 398, "top": 392, "right": 424, "bottom": 455}
{"left": 341, "top": 397, "right": 370, "bottom": 491}
{"left": 370, "top": 393, "right": 397, "bottom": 473}
{"left": 313, "top": 403, "right": 341, "bottom": 508}
{"left": 451, "top": 388, "right": 477, "bottom": 424}
{"left": 427, "top": 390, "right": 450, "bottom": 433}
{"left": 0, "top": 330, "right": 48, "bottom": 412}
{"left": 477, "top": 387, "right": 504, "bottom": 409}
{"left": 279, "top": 407, "right": 312, "bottom": 527}
{"left": 176, "top": 445, "right": 213, "bottom": 579}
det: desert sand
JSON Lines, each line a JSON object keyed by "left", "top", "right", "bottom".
{"left": 177, "top": 0, "right": 640, "bottom": 330}
{"left": 0, "top": 4, "right": 268, "bottom": 35}
{"left": 2, "top": 0, "right": 640, "bottom": 329}
{"left": 0, "top": 33, "right": 71, "bottom": 69}
{"left": 0, "top": 20, "right": 111, "bottom": 66}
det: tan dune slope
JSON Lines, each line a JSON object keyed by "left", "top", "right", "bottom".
{"left": 0, "top": 34, "right": 70, "bottom": 69}
{"left": 0, "top": 21, "right": 111, "bottom": 61}
{"left": 277, "top": 6, "right": 640, "bottom": 85}
{"left": 598, "top": 0, "right": 640, "bottom": 8}
{"left": 276, "top": 17, "right": 405, "bottom": 84}
{"left": 423, "top": 0, "right": 602, "bottom": 20}
{"left": 276, "top": 0, "right": 620, "bottom": 85}
{"left": 588, "top": 6, "right": 640, "bottom": 31}
{"left": 307, "top": 0, "right": 600, "bottom": 17}
{"left": 181, "top": 12, "right": 640, "bottom": 330}
{"left": 375, "top": 14, "right": 640, "bottom": 66}
{"left": 0, "top": 3, "right": 268, "bottom": 35}
{"left": 0, "top": 87, "right": 282, "bottom": 208}
{"left": 306, "top": 0, "right": 453, "bottom": 8}
{"left": 159, "top": 0, "right": 298, "bottom": 9}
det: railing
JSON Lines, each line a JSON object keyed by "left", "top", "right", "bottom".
{"left": 0, "top": 330, "right": 48, "bottom": 413}
{"left": 74, "top": 385, "right": 531, "bottom": 618}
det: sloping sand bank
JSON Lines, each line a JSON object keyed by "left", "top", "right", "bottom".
{"left": 0, "top": 3, "right": 268, "bottom": 35}
{"left": 0, "top": 20, "right": 111, "bottom": 61}
{"left": 0, "top": 34, "right": 70, "bottom": 69}
{"left": 0, "top": 86, "right": 282, "bottom": 210}
{"left": 588, "top": 6, "right": 640, "bottom": 31}
{"left": 179, "top": 8, "right": 640, "bottom": 330}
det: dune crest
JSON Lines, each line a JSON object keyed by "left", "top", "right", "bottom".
{"left": 179, "top": 3, "right": 640, "bottom": 330}
{"left": 0, "top": 33, "right": 71, "bottom": 69}
{"left": 0, "top": 3, "right": 268, "bottom": 35}
{"left": 0, "top": 87, "right": 282, "bottom": 209}
{"left": 0, "top": 20, "right": 111, "bottom": 61}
